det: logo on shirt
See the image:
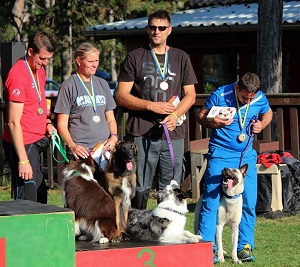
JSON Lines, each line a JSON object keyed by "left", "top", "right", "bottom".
{"left": 226, "top": 99, "right": 234, "bottom": 105}
{"left": 76, "top": 95, "right": 106, "bottom": 107}
{"left": 12, "top": 89, "right": 21, "bottom": 97}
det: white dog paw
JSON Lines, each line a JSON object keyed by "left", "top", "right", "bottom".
{"left": 233, "top": 259, "right": 243, "bottom": 264}
{"left": 196, "top": 235, "right": 202, "bottom": 240}
{"left": 99, "top": 237, "right": 109, "bottom": 244}
{"left": 190, "top": 237, "right": 201, "bottom": 243}
{"left": 219, "top": 258, "right": 225, "bottom": 263}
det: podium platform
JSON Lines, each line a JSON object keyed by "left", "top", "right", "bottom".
{"left": 76, "top": 239, "right": 213, "bottom": 267}
{"left": 0, "top": 200, "right": 75, "bottom": 267}
{"left": 0, "top": 200, "right": 213, "bottom": 267}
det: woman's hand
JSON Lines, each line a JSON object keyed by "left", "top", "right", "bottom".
{"left": 69, "top": 144, "right": 89, "bottom": 159}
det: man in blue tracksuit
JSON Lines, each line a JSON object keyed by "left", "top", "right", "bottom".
{"left": 197, "top": 73, "right": 273, "bottom": 263}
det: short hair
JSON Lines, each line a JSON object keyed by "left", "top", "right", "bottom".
{"left": 148, "top": 10, "right": 171, "bottom": 25}
{"left": 74, "top": 42, "right": 99, "bottom": 70}
{"left": 28, "top": 32, "right": 56, "bottom": 54}
{"left": 238, "top": 72, "right": 260, "bottom": 93}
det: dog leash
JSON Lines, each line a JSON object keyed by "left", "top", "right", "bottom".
{"left": 239, "top": 115, "right": 258, "bottom": 167}
{"left": 51, "top": 131, "right": 70, "bottom": 164}
{"left": 162, "top": 123, "right": 175, "bottom": 178}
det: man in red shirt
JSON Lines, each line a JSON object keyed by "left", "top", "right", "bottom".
{"left": 2, "top": 32, "right": 56, "bottom": 203}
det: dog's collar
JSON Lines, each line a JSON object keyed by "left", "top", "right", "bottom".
{"left": 158, "top": 207, "right": 186, "bottom": 215}
{"left": 223, "top": 193, "right": 241, "bottom": 199}
{"left": 71, "top": 171, "right": 80, "bottom": 177}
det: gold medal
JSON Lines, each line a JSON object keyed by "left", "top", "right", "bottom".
{"left": 238, "top": 133, "right": 247, "bottom": 142}
{"left": 37, "top": 107, "right": 44, "bottom": 115}
{"left": 93, "top": 115, "right": 100, "bottom": 123}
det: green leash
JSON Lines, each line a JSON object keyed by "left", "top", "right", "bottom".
{"left": 51, "top": 131, "right": 70, "bottom": 164}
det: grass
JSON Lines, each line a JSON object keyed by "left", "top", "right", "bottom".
{"left": 1, "top": 186, "right": 300, "bottom": 266}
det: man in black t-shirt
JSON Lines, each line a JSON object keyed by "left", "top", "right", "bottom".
{"left": 116, "top": 10, "right": 197, "bottom": 209}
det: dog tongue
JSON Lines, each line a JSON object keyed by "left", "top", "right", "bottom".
{"left": 227, "top": 179, "right": 234, "bottom": 189}
{"left": 126, "top": 162, "right": 133, "bottom": 171}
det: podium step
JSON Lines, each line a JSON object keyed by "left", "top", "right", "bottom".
{"left": 76, "top": 240, "right": 213, "bottom": 267}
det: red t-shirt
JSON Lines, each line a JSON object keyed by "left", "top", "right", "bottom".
{"left": 2, "top": 58, "right": 47, "bottom": 144}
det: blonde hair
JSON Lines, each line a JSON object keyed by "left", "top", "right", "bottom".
{"left": 74, "top": 42, "right": 99, "bottom": 70}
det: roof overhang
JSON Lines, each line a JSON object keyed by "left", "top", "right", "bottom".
{"left": 84, "top": 2, "right": 300, "bottom": 40}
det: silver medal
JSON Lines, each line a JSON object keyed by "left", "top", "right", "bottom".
{"left": 238, "top": 133, "right": 247, "bottom": 142}
{"left": 160, "top": 81, "right": 169, "bottom": 90}
{"left": 93, "top": 115, "right": 100, "bottom": 123}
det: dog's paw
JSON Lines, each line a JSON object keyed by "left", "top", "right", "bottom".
{"left": 218, "top": 257, "right": 225, "bottom": 263}
{"left": 195, "top": 235, "right": 202, "bottom": 240}
{"left": 110, "top": 236, "right": 123, "bottom": 243}
{"left": 99, "top": 237, "right": 109, "bottom": 244}
{"left": 78, "top": 235, "right": 89, "bottom": 241}
{"left": 189, "top": 237, "right": 201, "bottom": 243}
{"left": 233, "top": 259, "right": 243, "bottom": 264}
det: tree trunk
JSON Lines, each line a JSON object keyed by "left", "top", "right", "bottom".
{"left": 12, "top": 0, "right": 25, "bottom": 41}
{"left": 257, "top": 0, "right": 283, "bottom": 93}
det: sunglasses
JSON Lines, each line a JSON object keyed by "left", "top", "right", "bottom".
{"left": 148, "top": 25, "right": 170, "bottom": 32}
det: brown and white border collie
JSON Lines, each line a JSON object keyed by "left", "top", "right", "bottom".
{"left": 62, "top": 156, "right": 122, "bottom": 243}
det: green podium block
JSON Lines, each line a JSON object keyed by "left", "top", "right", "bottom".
{"left": 0, "top": 200, "right": 75, "bottom": 267}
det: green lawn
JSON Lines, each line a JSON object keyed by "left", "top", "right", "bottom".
{"left": 1, "top": 186, "right": 300, "bottom": 267}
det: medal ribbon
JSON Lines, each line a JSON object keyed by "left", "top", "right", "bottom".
{"left": 235, "top": 88, "right": 249, "bottom": 132}
{"left": 24, "top": 57, "right": 42, "bottom": 104}
{"left": 76, "top": 73, "right": 97, "bottom": 113}
{"left": 149, "top": 45, "right": 169, "bottom": 80}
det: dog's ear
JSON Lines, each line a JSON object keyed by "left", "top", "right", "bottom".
{"left": 174, "top": 188, "right": 189, "bottom": 201}
{"left": 132, "top": 143, "right": 138, "bottom": 157}
{"left": 240, "top": 164, "right": 248, "bottom": 177}
{"left": 152, "top": 190, "right": 164, "bottom": 202}
{"left": 170, "top": 179, "right": 179, "bottom": 188}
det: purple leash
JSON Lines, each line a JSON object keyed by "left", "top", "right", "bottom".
{"left": 163, "top": 123, "right": 175, "bottom": 178}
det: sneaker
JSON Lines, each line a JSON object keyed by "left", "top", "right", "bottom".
{"left": 213, "top": 254, "right": 219, "bottom": 264}
{"left": 238, "top": 244, "right": 256, "bottom": 262}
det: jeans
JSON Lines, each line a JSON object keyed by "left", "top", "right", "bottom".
{"left": 3, "top": 137, "right": 50, "bottom": 204}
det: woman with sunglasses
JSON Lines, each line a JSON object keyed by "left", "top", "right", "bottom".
{"left": 115, "top": 9, "right": 197, "bottom": 210}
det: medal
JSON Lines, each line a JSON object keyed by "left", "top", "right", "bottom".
{"left": 24, "top": 58, "right": 43, "bottom": 112}
{"left": 37, "top": 107, "right": 44, "bottom": 115}
{"left": 238, "top": 133, "right": 247, "bottom": 142}
{"left": 235, "top": 87, "right": 250, "bottom": 143}
{"left": 76, "top": 74, "right": 100, "bottom": 122}
{"left": 149, "top": 44, "right": 169, "bottom": 90}
{"left": 93, "top": 115, "right": 100, "bottom": 123}
{"left": 160, "top": 81, "right": 169, "bottom": 90}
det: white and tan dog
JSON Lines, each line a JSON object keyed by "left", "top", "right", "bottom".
{"left": 194, "top": 164, "right": 248, "bottom": 264}
{"left": 216, "top": 164, "right": 248, "bottom": 264}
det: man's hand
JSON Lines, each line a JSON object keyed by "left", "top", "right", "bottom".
{"left": 149, "top": 102, "right": 175, "bottom": 114}
{"left": 209, "top": 115, "right": 234, "bottom": 129}
{"left": 160, "top": 113, "right": 177, "bottom": 131}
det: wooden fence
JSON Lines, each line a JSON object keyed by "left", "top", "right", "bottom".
{"left": 0, "top": 93, "right": 299, "bottom": 189}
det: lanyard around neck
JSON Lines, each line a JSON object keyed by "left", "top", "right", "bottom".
{"left": 235, "top": 89, "right": 249, "bottom": 131}
{"left": 149, "top": 45, "right": 168, "bottom": 80}
{"left": 24, "top": 57, "right": 41, "bottom": 104}
{"left": 76, "top": 73, "right": 97, "bottom": 113}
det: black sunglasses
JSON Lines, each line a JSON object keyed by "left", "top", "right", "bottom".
{"left": 148, "top": 25, "right": 170, "bottom": 32}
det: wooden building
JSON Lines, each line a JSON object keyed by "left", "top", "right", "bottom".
{"left": 84, "top": 1, "right": 300, "bottom": 94}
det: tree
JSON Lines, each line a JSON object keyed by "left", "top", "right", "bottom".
{"left": 1, "top": 0, "right": 191, "bottom": 82}
{"left": 257, "top": 0, "right": 283, "bottom": 93}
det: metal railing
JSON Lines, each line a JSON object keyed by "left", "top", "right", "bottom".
{"left": 1, "top": 93, "right": 299, "bottom": 189}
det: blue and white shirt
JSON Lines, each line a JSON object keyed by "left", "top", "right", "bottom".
{"left": 204, "top": 83, "right": 271, "bottom": 152}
